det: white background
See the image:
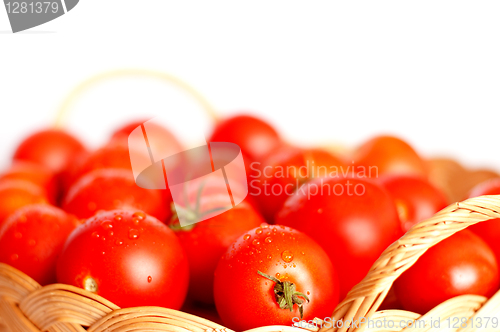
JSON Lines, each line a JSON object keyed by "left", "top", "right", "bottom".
{"left": 1, "top": 1, "right": 499, "bottom": 170}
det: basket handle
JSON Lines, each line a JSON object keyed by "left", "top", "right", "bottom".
{"left": 53, "top": 68, "right": 219, "bottom": 128}
{"left": 321, "top": 195, "right": 500, "bottom": 332}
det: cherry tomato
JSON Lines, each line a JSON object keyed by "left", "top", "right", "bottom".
{"left": 276, "top": 177, "right": 401, "bottom": 299}
{"left": 56, "top": 210, "right": 189, "bottom": 309}
{"left": 0, "top": 180, "right": 48, "bottom": 226}
{"left": 13, "top": 129, "right": 87, "bottom": 174}
{"left": 214, "top": 224, "right": 338, "bottom": 330}
{"left": 0, "top": 162, "right": 58, "bottom": 204}
{"left": 171, "top": 194, "right": 264, "bottom": 304}
{"left": 467, "top": 178, "right": 500, "bottom": 263}
{"left": 252, "top": 147, "right": 346, "bottom": 222}
{"left": 0, "top": 204, "right": 78, "bottom": 285}
{"left": 62, "top": 168, "right": 168, "bottom": 222}
{"left": 394, "top": 230, "right": 499, "bottom": 314}
{"left": 209, "top": 114, "right": 282, "bottom": 162}
{"left": 379, "top": 175, "right": 448, "bottom": 232}
{"left": 352, "top": 135, "right": 427, "bottom": 178}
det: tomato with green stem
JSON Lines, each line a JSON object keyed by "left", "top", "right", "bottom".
{"left": 213, "top": 224, "right": 338, "bottom": 330}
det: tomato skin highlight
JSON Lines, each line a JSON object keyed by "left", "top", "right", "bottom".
{"left": 0, "top": 204, "right": 79, "bottom": 285}
{"left": 62, "top": 168, "right": 168, "bottom": 222}
{"left": 0, "top": 180, "right": 48, "bottom": 226}
{"left": 394, "top": 230, "right": 499, "bottom": 314}
{"left": 379, "top": 175, "right": 448, "bottom": 232}
{"left": 56, "top": 210, "right": 189, "bottom": 309}
{"left": 214, "top": 224, "right": 338, "bottom": 330}
{"left": 276, "top": 177, "right": 401, "bottom": 299}
{"left": 209, "top": 114, "right": 282, "bottom": 162}
{"left": 13, "top": 129, "right": 87, "bottom": 174}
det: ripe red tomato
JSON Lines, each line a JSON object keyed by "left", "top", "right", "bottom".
{"left": 209, "top": 114, "right": 282, "bottom": 162}
{"left": 0, "top": 204, "right": 79, "bottom": 285}
{"left": 13, "top": 129, "right": 87, "bottom": 174}
{"left": 0, "top": 180, "right": 48, "bottom": 226}
{"left": 379, "top": 175, "right": 448, "bottom": 232}
{"left": 0, "top": 162, "right": 58, "bottom": 204}
{"left": 276, "top": 177, "right": 401, "bottom": 299}
{"left": 394, "top": 230, "right": 499, "bottom": 314}
{"left": 467, "top": 178, "right": 500, "bottom": 263}
{"left": 62, "top": 169, "right": 168, "bottom": 222}
{"left": 352, "top": 135, "right": 428, "bottom": 178}
{"left": 56, "top": 210, "right": 189, "bottom": 309}
{"left": 171, "top": 195, "right": 264, "bottom": 304}
{"left": 252, "top": 147, "right": 346, "bottom": 222}
{"left": 214, "top": 224, "right": 339, "bottom": 330}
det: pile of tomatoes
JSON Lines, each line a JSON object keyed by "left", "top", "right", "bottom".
{"left": 1, "top": 115, "right": 500, "bottom": 330}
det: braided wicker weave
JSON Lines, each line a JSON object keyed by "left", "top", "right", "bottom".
{"left": 1, "top": 195, "right": 500, "bottom": 332}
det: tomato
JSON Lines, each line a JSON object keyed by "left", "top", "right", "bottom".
{"left": 0, "top": 162, "right": 58, "bottom": 204}
{"left": 0, "top": 204, "right": 78, "bottom": 285}
{"left": 394, "top": 230, "right": 499, "bottom": 314}
{"left": 56, "top": 210, "right": 189, "bottom": 309}
{"left": 13, "top": 129, "right": 87, "bottom": 174}
{"left": 171, "top": 194, "right": 264, "bottom": 304}
{"left": 0, "top": 180, "right": 48, "bottom": 226}
{"left": 467, "top": 178, "right": 500, "bottom": 263}
{"left": 352, "top": 135, "right": 427, "bottom": 178}
{"left": 252, "top": 147, "right": 346, "bottom": 222}
{"left": 209, "top": 114, "right": 282, "bottom": 162}
{"left": 276, "top": 177, "right": 401, "bottom": 299}
{"left": 62, "top": 168, "right": 168, "bottom": 222}
{"left": 214, "top": 224, "right": 338, "bottom": 330}
{"left": 379, "top": 175, "right": 448, "bottom": 232}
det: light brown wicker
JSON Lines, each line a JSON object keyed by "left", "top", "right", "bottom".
{"left": 1, "top": 195, "right": 500, "bottom": 332}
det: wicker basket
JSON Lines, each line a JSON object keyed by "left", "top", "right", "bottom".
{"left": 1, "top": 195, "right": 500, "bottom": 332}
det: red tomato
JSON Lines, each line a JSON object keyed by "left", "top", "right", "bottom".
{"left": 0, "top": 162, "right": 58, "bottom": 204}
{"left": 209, "top": 114, "right": 282, "bottom": 162}
{"left": 352, "top": 135, "right": 428, "bottom": 178}
{"left": 380, "top": 175, "right": 448, "bottom": 232}
{"left": 13, "top": 129, "right": 87, "bottom": 174}
{"left": 276, "top": 177, "right": 401, "bottom": 299}
{"left": 0, "top": 204, "right": 78, "bottom": 285}
{"left": 467, "top": 178, "right": 500, "bottom": 263}
{"left": 0, "top": 180, "right": 48, "bottom": 226}
{"left": 62, "top": 169, "right": 168, "bottom": 222}
{"left": 171, "top": 195, "right": 264, "bottom": 304}
{"left": 394, "top": 230, "right": 499, "bottom": 314}
{"left": 56, "top": 210, "right": 189, "bottom": 309}
{"left": 214, "top": 224, "right": 339, "bottom": 330}
{"left": 253, "top": 147, "right": 346, "bottom": 222}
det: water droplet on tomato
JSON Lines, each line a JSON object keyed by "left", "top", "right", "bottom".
{"left": 281, "top": 250, "right": 294, "bottom": 263}
{"left": 92, "top": 231, "right": 100, "bottom": 239}
{"left": 10, "top": 253, "right": 18, "bottom": 261}
{"left": 101, "top": 221, "right": 113, "bottom": 229}
{"left": 252, "top": 239, "right": 260, "bottom": 246}
{"left": 108, "top": 231, "right": 114, "bottom": 237}
{"left": 317, "top": 208, "right": 323, "bottom": 214}
{"left": 28, "top": 239, "right": 36, "bottom": 246}
{"left": 147, "top": 276, "right": 152, "bottom": 283}
{"left": 243, "top": 234, "right": 251, "bottom": 241}
{"left": 267, "top": 254, "right": 272, "bottom": 260}
{"left": 275, "top": 272, "right": 281, "bottom": 279}
{"left": 115, "top": 239, "right": 123, "bottom": 246}
{"left": 14, "top": 232, "right": 22, "bottom": 239}
{"left": 265, "top": 237, "right": 272, "bottom": 243}
{"left": 255, "top": 228, "right": 263, "bottom": 235}
{"left": 132, "top": 218, "right": 140, "bottom": 225}
{"left": 260, "top": 223, "right": 269, "bottom": 228}
{"left": 128, "top": 229, "right": 140, "bottom": 240}
{"left": 133, "top": 211, "right": 146, "bottom": 220}
{"left": 114, "top": 215, "right": 123, "bottom": 221}
{"left": 301, "top": 251, "right": 305, "bottom": 255}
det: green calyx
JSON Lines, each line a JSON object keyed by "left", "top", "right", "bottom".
{"left": 257, "top": 270, "right": 310, "bottom": 319}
